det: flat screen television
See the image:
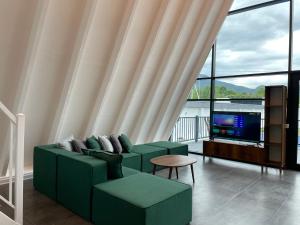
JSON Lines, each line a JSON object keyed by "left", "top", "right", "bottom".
{"left": 212, "top": 111, "right": 261, "bottom": 143}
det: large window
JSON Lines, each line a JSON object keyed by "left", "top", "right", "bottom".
{"left": 198, "top": 50, "right": 212, "bottom": 78}
{"left": 216, "top": 2, "right": 289, "bottom": 76}
{"left": 214, "top": 75, "right": 287, "bottom": 99}
{"left": 188, "top": 80, "right": 211, "bottom": 99}
{"left": 175, "top": 0, "right": 298, "bottom": 153}
{"left": 230, "top": 0, "right": 271, "bottom": 10}
{"left": 294, "top": 0, "right": 300, "bottom": 69}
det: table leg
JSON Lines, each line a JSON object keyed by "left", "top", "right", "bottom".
{"left": 175, "top": 167, "right": 178, "bottom": 179}
{"left": 168, "top": 167, "right": 173, "bottom": 179}
{"left": 191, "top": 164, "right": 195, "bottom": 183}
{"left": 152, "top": 164, "right": 157, "bottom": 175}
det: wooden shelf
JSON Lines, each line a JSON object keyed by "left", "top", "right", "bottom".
{"left": 265, "top": 124, "right": 282, "bottom": 127}
{"left": 203, "top": 140, "right": 267, "bottom": 166}
{"left": 264, "top": 142, "right": 282, "bottom": 146}
{"left": 265, "top": 161, "right": 281, "bottom": 167}
{"left": 265, "top": 104, "right": 283, "bottom": 107}
{"left": 264, "top": 86, "right": 287, "bottom": 169}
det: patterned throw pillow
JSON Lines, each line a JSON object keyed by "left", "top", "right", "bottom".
{"left": 109, "top": 135, "right": 123, "bottom": 154}
{"left": 98, "top": 136, "right": 114, "bottom": 152}
{"left": 71, "top": 139, "right": 86, "bottom": 153}
{"left": 58, "top": 135, "right": 74, "bottom": 151}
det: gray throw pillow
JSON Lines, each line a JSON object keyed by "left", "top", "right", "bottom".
{"left": 109, "top": 135, "right": 123, "bottom": 154}
{"left": 58, "top": 135, "right": 74, "bottom": 151}
{"left": 71, "top": 139, "right": 86, "bottom": 153}
{"left": 98, "top": 136, "right": 114, "bottom": 152}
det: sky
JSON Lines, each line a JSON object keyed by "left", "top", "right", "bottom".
{"left": 199, "top": 0, "right": 300, "bottom": 89}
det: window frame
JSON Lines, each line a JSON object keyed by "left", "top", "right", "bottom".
{"left": 185, "top": 0, "right": 300, "bottom": 142}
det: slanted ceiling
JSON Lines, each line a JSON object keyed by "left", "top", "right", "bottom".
{"left": 0, "top": 0, "right": 232, "bottom": 174}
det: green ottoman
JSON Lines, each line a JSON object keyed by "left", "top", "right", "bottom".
{"left": 92, "top": 173, "right": 192, "bottom": 225}
{"left": 147, "top": 141, "right": 188, "bottom": 155}
{"left": 122, "top": 166, "right": 141, "bottom": 177}
{"left": 131, "top": 144, "right": 168, "bottom": 172}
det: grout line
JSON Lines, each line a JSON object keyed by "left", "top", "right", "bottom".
{"left": 204, "top": 171, "right": 262, "bottom": 221}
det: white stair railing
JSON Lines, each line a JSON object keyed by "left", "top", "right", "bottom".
{"left": 0, "top": 101, "right": 25, "bottom": 225}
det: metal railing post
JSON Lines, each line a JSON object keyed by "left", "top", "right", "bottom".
{"left": 195, "top": 116, "right": 199, "bottom": 142}
{"left": 15, "top": 113, "right": 25, "bottom": 225}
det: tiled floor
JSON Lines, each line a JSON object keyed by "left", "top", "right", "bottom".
{"left": 187, "top": 140, "right": 204, "bottom": 153}
{"left": 1, "top": 155, "right": 300, "bottom": 225}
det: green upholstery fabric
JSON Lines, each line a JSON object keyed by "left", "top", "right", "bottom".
{"left": 56, "top": 154, "right": 107, "bottom": 220}
{"left": 81, "top": 148, "right": 101, "bottom": 156}
{"left": 90, "top": 150, "right": 123, "bottom": 179}
{"left": 118, "top": 133, "right": 133, "bottom": 153}
{"left": 92, "top": 173, "right": 192, "bottom": 225}
{"left": 86, "top": 136, "right": 102, "bottom": 149}
{"left": 122, "top": 166, "right": 140, "bottom": 177}
{"left": 131, "top": 144, "right": 167, "bottom": 172}
{"left": 33, "top": 145, "right": 80, "bottom": 200}
{"left": 122, "top": 152, "right": 141, "bottom": 171}
{"left": 147, "top": 141, "right": 188, "bottom": 155}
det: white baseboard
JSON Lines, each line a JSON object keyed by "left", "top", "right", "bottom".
{"left": 0, "top": 171, "right": 33, "bottom": 186}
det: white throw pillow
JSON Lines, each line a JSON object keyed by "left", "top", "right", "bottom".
{"left": 98, "top": 136, "right": 114, "bottom": 152}
{"left": 58, "top": 135, "right": 74, "bottom": 151}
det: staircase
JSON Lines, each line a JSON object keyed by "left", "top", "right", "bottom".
{"left": 0, "top": 211, "right": 19, "bottom": 225}
{"left": 0, "top": 101, "right": 25, "bottom": 225}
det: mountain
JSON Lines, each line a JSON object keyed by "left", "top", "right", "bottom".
{"left": 199, "top": 79, "right": 259, "bottom": 93}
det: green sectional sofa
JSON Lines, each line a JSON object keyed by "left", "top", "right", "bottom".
{"left": 131, "top": 144, "right": 167, "bottom": 172}
{"left": 33, "top": 140, "right": 191, "bottom": 225}
{"left": 146, "top": 141, "right": 188, "bottom": 155}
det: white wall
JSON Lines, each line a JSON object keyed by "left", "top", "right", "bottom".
{"left": 0, "top": 0, "right": 232, "bottom": 174}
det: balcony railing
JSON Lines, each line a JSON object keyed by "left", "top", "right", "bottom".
{"left": 170, "top": 116, "right": 210, "bottom": 142}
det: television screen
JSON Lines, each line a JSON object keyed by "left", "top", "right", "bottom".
{"left": 212, "top": 111, "right": 261, "bottom": 143}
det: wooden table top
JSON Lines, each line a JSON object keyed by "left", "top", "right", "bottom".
{"left": 150, "top": 155, "right": 197, "bottom": 167}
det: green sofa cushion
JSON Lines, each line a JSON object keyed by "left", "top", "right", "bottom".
{"left": 92, "top": 173, "right": 192, "bottom": 225}
{"left": 131, "top": 144, "right": 167, "bottom": 172}
{"left": 122, "top": 152, "right": 141, "bottom": 171}
{"left": 86, "top": 136, "right": 102, "bottom": 149}
{"left": 90, "top": 150, "right": 123, "bottom": 179}
{"left": 146, "top": 141, "right": 188, "bottom": 155}
{"left": 33, "top": 145, "right": 80, "bottom": 200}
{"left": 118, "top": 134, "right": 133, "bottom": 153}
{"left": 57, "top": 154, "right": 107, "bottom": 220}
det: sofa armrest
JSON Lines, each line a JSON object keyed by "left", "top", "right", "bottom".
{"left": 33, "top": 145, "right": 79, "bottom": 200}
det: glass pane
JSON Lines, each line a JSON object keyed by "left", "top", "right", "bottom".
{"left": 293, "top": 0, "right": 300, "bottom": 70}
{"left": 214, "top": 100, "right": 265, "bottom": 141}
{"left": 214, "top": 75, "right": 287, "bottom": 99}
{"left": 188, "top": 80, "right": 211, "bottom": 99}
{"left": 298, "top": 81, "right": 300, "bottom": 164}
{"left": 216, "top": 2, "right": 289, "bottom": 76}
{"left": 198, "top": 49, "right": 212, "bottom": 78}
{"left": 172, "top": 101, "right": 210, "bottom": 153}
{"left": 230, "top": 0, "right": 270, "bottom": 11}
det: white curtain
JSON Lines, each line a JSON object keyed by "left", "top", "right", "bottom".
{"left": 0, "top": 0, "right": 233, "bottom": 174}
